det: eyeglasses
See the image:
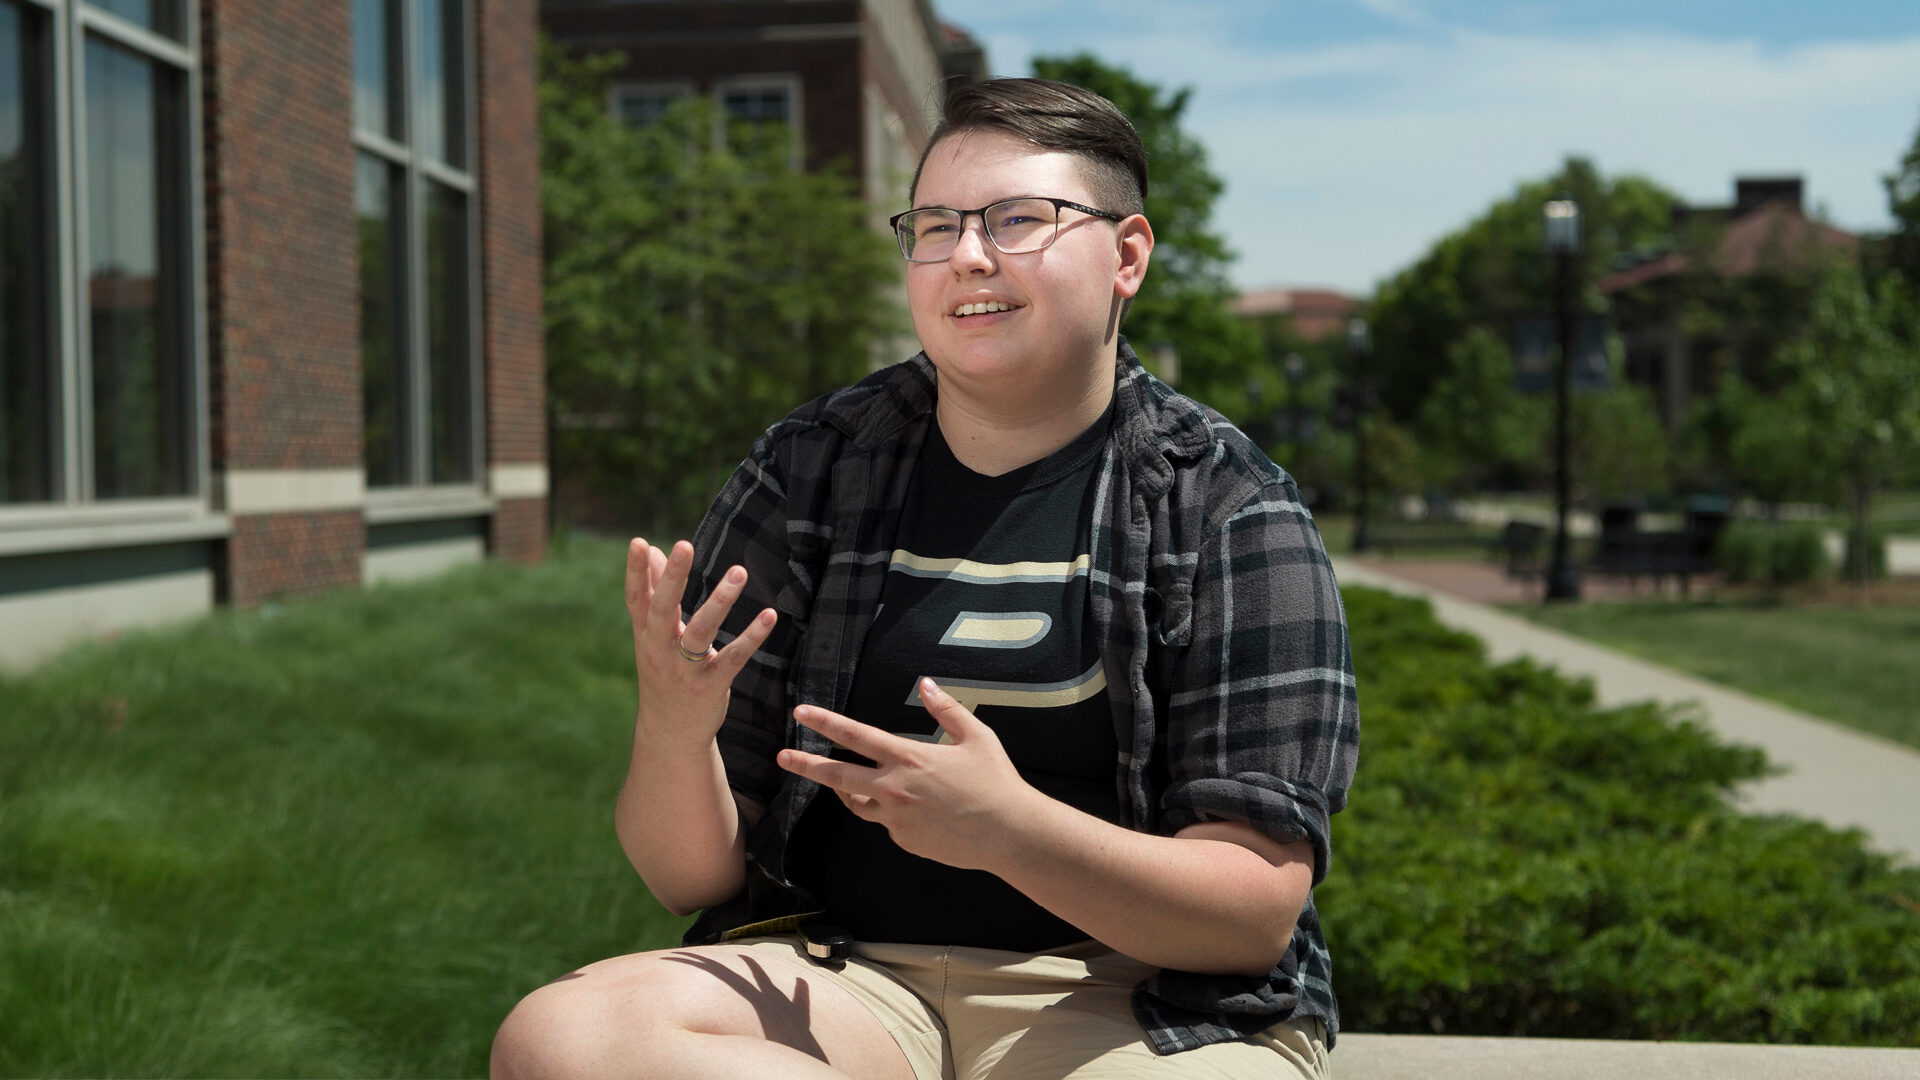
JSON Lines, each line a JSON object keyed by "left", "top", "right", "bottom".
{"left": 888, "top": 197, "right": 1125, "bottom": 263}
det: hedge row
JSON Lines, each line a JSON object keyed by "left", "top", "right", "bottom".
{"left": 1325, "top": 586, "right": 1920, "bottom": 1043}
{"left": 1716, "top": 521, "right": 1892, "bottom": 584}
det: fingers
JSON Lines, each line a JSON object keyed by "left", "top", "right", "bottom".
{"left": 625, "top": 538, "right": 653, "bottom": 623}
{"left": 647, "top": 542, "right": 668, "bottom": 591}
{"left": 644, "top": 541, "right": 698, "bottom": 643}
{"left": 919, "top": 679, "right": 983, "bottom": 743}
{"left": 776, "top": 747, "right": 878, "bottom": 802}
{"left": 630, "top": 538, "right": 777, "bottom": 680}
{"left": 679, "top": 564, "right": 747, "bottom": 653}
{"left": 837, "top": 790, "right": 880, "bottom": 819}
{"left": 709, "top": 606, "right": 778, "bottom": 677}
{"left": 790, "top": 704, "right": 919, "bottom": 764}
{"left": 644, "top": 542, "right": 768, "bottom": 656}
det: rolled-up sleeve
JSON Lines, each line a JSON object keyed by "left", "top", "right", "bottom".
{"left": 1156, "top": 474, "right": 1358, "bottom": 886}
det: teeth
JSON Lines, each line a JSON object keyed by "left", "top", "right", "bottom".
{"left": 955, "top": 301, "right": 1014, "bottom": 316}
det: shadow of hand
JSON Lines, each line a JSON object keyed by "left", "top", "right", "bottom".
{"left": 661, "top": 952, "right": 830, "bottom": 1064}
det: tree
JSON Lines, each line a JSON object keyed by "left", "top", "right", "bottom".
{"left": 1571, "top": 379, "right": 1670, "bottom": 503}
{"left": 1368, "top": 158, "right": 1676, "bottom": 426}
{"left": 1413, "top": 327, "right": 1547, "bottom": 492}
{"left": 540, "top": 40, "right": 901, "bottom": 533}
{"left": 1029, "top": 54, "right": 1263, "bottom": 427}
{"left": 1883, "top": 111, "right": 1920, "bottom": 282}
{"left": 1732, "top": 262, "right": 1920, "bottom": 584}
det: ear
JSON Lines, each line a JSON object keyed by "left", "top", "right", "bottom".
{"left": 1113, "top": 214, "right": 1154, "bottom": 300}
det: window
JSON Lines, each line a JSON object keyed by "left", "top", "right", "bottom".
{"left": 609, "top": 75, "right": 803, "bottom": 170}
{"left": 353, "top": 0, "right": 478, "bottom": 489}
{"left": 0, "top": 2, "right": 54, "bottom": 504}
{"left": 713, "top": 75, "right": 801, "bottom": 169}
{"left": 609, "top": 80, "right": 691, "bottom": 128}
{"left": 719, "top": 85, "right": 789, "bottom": 125}
{"left": 0, "top": 0, "right": 200, "bottom": 510}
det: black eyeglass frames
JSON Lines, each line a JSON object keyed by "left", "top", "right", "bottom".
{"left": 888, "top": 197, "right": 1126, "bottom": 262}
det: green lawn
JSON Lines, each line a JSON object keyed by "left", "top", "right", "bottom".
{"left": 1876, "top": 494, "right": 1920, "bottom": 536}
{"left": 0, "top": 535, "right": 689, "bottom": 1077}
{"left": 1515, "top": 598, "right": 1920, "bottom": 750}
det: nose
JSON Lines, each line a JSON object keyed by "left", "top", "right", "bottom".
{"left": 947, "top": 213, "right": 997, "bottom": 272}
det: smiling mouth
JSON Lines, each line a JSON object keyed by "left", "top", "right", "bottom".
{"left": 952, "top": 301, "right": 1019, "bottom": 317}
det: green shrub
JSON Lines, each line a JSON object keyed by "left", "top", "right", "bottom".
{"left": 1715, "top": 522, "right": 1768, "bottom": 584}
{"left": 1771, "top": 523, "right": 1832, "bottom": 584}
{"left": 1842, "top": 525, "right": 1890, "bottom": 582}
{"left": 1714, "top": 521, "right": 1832, "bottom": 585}
{"left": 1326, "top": 586, "right": 1920, "bottom": 1044}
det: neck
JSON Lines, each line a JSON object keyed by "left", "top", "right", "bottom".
{"left": 934, "top": 355, "right": 1115, "bottom": 477}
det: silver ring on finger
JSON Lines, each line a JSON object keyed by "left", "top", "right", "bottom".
{"left": 676, "top": 636, "right": 717, "bottom": 663}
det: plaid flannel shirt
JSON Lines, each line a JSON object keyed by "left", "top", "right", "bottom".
{"left": 680, "top": 341, "right": 1359, "bottom": 1054}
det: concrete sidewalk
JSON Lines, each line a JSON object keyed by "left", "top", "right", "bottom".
{"left": 1333, "top": 1032, "right": 1920, "bottom": 1079}
{"left": 1333, "top": 557, "right": 1920, "bottom": 864}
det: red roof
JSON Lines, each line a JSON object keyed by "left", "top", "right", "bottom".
{"left": 1599, "top": 201, "right": 1857, "bottom": 294}
{"left": 1230, "top": 288, "right": 1360, "bottom": 342}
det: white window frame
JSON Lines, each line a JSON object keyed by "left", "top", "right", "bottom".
{"left": 711, "top": 72, "right": 803, "bottom": 172}
{"left": 0, "top": 0, "right": 216, "bottom": 551}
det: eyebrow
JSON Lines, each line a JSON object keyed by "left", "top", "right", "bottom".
{"left": 909, "top": 194, "right": 1051, "bottom": 211}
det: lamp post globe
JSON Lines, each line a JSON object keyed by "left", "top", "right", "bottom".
{"left": 1284, "top": 352, "right": 1306, "bottom": 461}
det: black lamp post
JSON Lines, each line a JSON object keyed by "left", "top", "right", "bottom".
{"left": 1543, "top": 198, "right": 1582, "bottom": 601}
{"left": 1284, "top": 351, "right": 1305, "bottom": 462}
{"left": 1347, "top": 316, "right": 1373, "bottom": 553}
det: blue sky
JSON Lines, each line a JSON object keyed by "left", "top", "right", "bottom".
{"left": 935, "top": 0, "right": 1920, "bottom": 294}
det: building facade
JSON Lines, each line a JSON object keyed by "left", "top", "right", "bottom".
{"left": 0, "top": 0, "right": 546, "bottom": 668}
{"left": 1600, "top": 176, "right": 1858, "bottom": 429}
{"left": 1230, "top": 288, "right": 1363, "bottom": 344}
{"left": 540, "top": 0, "right": 986, "bottom": 218}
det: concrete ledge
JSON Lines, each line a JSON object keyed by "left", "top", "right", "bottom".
{"left": 1334, "top": 1034, "right": 1920, "bottom": 1079}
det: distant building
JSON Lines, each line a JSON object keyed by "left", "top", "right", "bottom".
{"left": 0, "top": 1, "right": 546, "bottom": 668}
{"left": 539, "top": 0, "right": 988, "bottom": 215}
{"left": 1230, "top": 288, "right": 1364, "bottom": 343}
{"left": 1600, "top": 176, "right": 1857, "bottom": 428}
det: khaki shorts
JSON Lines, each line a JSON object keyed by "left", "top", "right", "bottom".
{"left": 735, "top": 935, "right": 1330, "bottom": 1080}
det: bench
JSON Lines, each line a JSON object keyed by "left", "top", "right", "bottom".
{"left": 1492, "top": 520, "right": 1546, "bottom": 581}
{"left": 1588, "top": 529, "right": 1718, "bottom": 595}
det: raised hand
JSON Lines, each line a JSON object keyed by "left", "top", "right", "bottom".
{"left": 775, "top": 678, "right": 1044, "bottom": 873}
{"left": 625, "top": 538, "right": 777, "bottom": 750}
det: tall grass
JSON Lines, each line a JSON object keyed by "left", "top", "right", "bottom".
{"left": 0, "top": 535, "right": 688, "bottom": 1077}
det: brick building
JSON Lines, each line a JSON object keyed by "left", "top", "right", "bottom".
{"left": 540, "top": 0, "right": 987, "bottom": 218}
{"left": 1599, "top": 176, "right": 1858, "bottom": 429}
{"left": 0, "top": 0, "right": 546, "bottom": 668}
{"left": 1230, "top": 288, "right": 1364, "bottom": 344}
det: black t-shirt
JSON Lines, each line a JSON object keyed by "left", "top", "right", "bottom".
{"left": 787, "top": 403, "right": 1122, "bottom": 951}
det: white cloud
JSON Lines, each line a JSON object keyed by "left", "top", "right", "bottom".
{"left": 1203, "top": 30, "right": 1920, "bottom": 291}
{"left": 1340, "top": 0, "right": 1436, "bottom": 31}
{"left": 938, "top": 3, "right": 1920, "bottom": 293}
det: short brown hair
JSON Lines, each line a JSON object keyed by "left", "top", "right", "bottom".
{"left": 909, "top": 78, "right": 1148, "bottom": 217}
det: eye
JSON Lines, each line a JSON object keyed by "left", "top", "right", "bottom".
{"left": 909, "top": 213, "right": 959, "bottom": 239}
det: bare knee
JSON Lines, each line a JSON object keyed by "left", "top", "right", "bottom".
{"left": 491, "top": 968, "right": 652, "bottom": 1080}
{"left": 490, "top": 951, "right": 756, "bottom": 1080}
{"left": 490, "top": 946, "right": 909, "bottom": 1080}
{"left": 491, "top": 975, "right": 577, "bottom": 1080}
